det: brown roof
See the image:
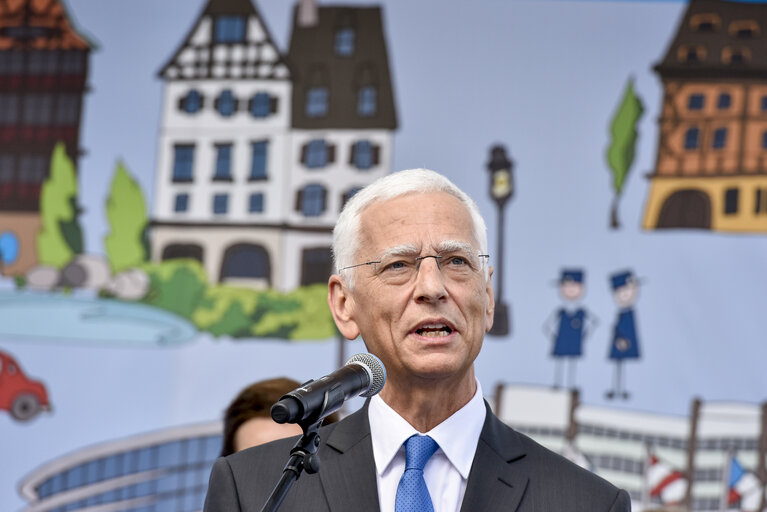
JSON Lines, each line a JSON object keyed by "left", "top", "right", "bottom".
{"left": 0, "top": 0, "right": 92, "bottom": 50}
{"left": 655, "top": 0, "right": 767, "bottom": 79}
{"left": 287, "top": 5, "right": 397, "bottom": 130}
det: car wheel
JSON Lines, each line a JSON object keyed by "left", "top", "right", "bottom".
{"left": 10, "top": 393, "right": 40, "bottom": 421}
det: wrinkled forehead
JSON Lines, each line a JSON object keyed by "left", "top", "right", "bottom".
{"left": 357, "top": 192, "right": 479, "bottom": 257}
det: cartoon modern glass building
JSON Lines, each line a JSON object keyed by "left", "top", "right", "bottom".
{"left": 495, "top": 384, "right": 767, "bottom": 511}
{"left": 18, "top": 421, "right": 222, "bottom": 512}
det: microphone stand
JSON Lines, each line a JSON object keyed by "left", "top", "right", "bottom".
{"left": 259, "top": 389, "right": 338, "bottom": 512}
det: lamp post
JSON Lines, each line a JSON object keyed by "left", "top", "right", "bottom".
{"left": 486, "top": 144, "right": 513, "bottom": 336}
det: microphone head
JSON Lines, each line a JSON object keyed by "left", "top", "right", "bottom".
{"left": 345, "top": 352, "right": 386, "bottom": 398}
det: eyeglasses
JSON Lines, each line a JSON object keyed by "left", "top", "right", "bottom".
{"left": 340, "top": 249, "right": 489, "bottom": 286}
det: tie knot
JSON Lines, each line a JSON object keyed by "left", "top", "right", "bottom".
{"left": 404, "top": 435, "right": 439, "bottom": 471}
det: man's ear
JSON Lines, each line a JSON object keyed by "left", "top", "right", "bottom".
{"left": 328, "top": 274, "right": 361, "bottom": 340}
{"left": 484, "top": 266, "right": 496, "bottom": 333}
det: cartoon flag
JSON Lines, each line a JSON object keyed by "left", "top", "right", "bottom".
{"left": 645, "top": 452, "right": 687, "bottom": 505}
{"left": 728, "top": 456, "right": 763, "bottom": 512}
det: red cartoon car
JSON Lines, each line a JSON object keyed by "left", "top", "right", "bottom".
{"left": 0, "top": 350, "right": 51, "bottom": 421}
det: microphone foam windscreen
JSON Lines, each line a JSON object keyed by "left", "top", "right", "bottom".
{"left": 346, "top": 352, "right": 386, "bottom": 397}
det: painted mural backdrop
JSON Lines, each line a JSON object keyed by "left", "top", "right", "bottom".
{"left": 1, "top": 0, "right": 766, "bottom": 511}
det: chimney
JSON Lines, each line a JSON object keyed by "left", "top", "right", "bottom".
{"left": 298, "top": 0, "right": 318, "bottom": 27}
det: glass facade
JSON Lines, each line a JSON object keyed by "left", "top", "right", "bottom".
{"left": 23, "top": 424, "right": 222, "bottom": 512}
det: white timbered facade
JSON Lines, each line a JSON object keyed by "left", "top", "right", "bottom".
{"left": 151, "top": 0, "right": 397, "bottom": 291}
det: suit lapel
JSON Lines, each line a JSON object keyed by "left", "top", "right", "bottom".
{"left": 319, "top": 403, "right": 380, "bottom": 511}
{"left": 460, "top": 403, "right": 529, "bottom": 512}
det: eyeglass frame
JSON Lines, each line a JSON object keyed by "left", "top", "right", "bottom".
{"left": 338, "top": 242, "right": 490, "bottom": 284}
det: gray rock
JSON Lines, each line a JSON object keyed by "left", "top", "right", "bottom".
{"left": 26, "top": 266, "right": 60, "bottom": 291}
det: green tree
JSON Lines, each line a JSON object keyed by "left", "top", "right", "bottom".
{"left": 104, "top": 162, "right": 150, "bottom": 272}
{"left": 37, "top": 143, "right": 83, "bottom": 267}
{"left": 606, "top": 77, "right": 644, "bottom": 229}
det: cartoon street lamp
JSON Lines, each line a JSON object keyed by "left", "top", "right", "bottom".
{"left": 486, "top": 145, "right": 514, "bottom": 336}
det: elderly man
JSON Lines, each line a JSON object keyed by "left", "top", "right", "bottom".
{"left": 204, "top": 169, "right": 631, "bottom": 511}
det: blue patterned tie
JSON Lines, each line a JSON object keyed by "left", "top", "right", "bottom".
{"left": 395, "top": 434, "right": 439, "bottom": 512}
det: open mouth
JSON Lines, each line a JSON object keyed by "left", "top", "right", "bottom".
{"left": 415, "top": 323, "right": 453, "bottom": 337}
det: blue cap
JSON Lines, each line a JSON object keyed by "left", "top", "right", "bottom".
{"left": 560, "top": 269, "right": 584, "bottom": 283}
{"left": 610, "top": 270, "right": 635, "bottom": 290}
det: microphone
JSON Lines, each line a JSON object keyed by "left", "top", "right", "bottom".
{"left": 271, "top": 353, "right": 386, "bottom": 425}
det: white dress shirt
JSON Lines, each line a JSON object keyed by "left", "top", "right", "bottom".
{"left": 368, "top": 380, "right": 486, "bottom": 512}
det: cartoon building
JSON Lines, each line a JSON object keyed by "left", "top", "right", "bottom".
{"left": 18, "top": 421, "right": 222, "bottom": 512}
{"left": 150, "top": 0, "right": 397, "bottom": 291}
{"left": 642, "top": 0, "right": 767, "bottom": 233}
{"left": 495, "top": 384, "right": 767, "bottom": 511}
{"left": 0, "top": 0, "right": 92, "bottom": 275}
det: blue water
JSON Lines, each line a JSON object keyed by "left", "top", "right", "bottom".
{"left": 0, "top": 291, "right": 198, "bottom": 346}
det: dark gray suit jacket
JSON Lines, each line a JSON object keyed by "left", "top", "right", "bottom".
{"left": 204, "top": 402, "right": 631, "bottom": 511}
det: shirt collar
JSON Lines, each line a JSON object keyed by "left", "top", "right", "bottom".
{"left": 368, "top": 379, "right": 486, "bottom": 480}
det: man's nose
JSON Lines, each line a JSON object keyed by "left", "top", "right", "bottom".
{"left": 414, "top": 257, "right": 447, "bottom": 302}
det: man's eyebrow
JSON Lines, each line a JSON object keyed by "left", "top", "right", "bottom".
{"left": 378, "top": 244, "right": 420, "bottom": 260}
{"left": 436, "top": 240, "right": 474, "bottom": 253}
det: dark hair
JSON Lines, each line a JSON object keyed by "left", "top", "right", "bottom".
{"left": 220, "top": 377, "right": 340, "bottom": 456}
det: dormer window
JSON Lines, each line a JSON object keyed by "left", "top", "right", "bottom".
{"left": 729, "top": 20, "right": 760, "bottom": 39}
{"left": 722, "top": 47, "right": 751, "bottom": 65}
{"left": 690, "top": 13, "right": 721, "bottom": 32}
{"left": 215, "top": 16, "right": 246, "bottom": 43}
{"left": 357, "top": 86, "right": 377, "bottom": 117}
{"left": 678, "top": 45, "right": 706, "bottom": 63}
{"left": 335, "top": 28, "right": 355, "bottom": 56}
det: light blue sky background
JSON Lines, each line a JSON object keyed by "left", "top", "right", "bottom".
{"left": 3, "top": 0, "right": 767, "bottom": 509}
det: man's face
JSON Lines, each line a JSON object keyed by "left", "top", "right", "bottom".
{"left": 334, "top": 191, "right": 495, "bottom": 386}
{"left": 614, "top": 281, "right": 638, "bottom": 308}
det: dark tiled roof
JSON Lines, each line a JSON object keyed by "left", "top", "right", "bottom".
{"left": 655, "top": 0, "right": 767, "bottom": 79}
{"left": 288, "top": 5, "right": 397, "bottom": 130}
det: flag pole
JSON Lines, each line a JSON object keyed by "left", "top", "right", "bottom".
{"left": 684, "top": 397, "right": 701, "bottom": 510}
{"left": 758, "top": 401, "right": 767, "bottom": 512}
{"left": 719, "top": 449, "right": 733, "bottom": 512}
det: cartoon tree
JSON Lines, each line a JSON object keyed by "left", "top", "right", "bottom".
{"left": 104, "top": 161, "right": 150, "bottom": 273}
{"left": 37, "top": 143, "right": 84, "bottom": 267}
{"left": 606, "top": 77, "right": 644, "bottom": 229}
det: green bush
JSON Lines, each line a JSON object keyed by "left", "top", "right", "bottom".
{"left": 139, "top": 259, "right": 207, "bottom": 319}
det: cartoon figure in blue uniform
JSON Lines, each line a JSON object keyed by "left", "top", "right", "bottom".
{"left": 544, "top": 269, "right": 596, "bottom": 389}
{"left": 606, "top": 270, "right": 641, "bottom": 400}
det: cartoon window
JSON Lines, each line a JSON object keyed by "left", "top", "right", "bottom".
{"left": 684, "top": 127, "right": 699, "bottom": 150}
{"left": 350, "top": 140, "right": 379, "bottom": 170}
{"left": 762, "top": 130, "right": 767, "bottom": 150}
{"left": 335, "top": 28, "right": 355, "bottom": 56}
{"left": 688, "top": 94, "right": 704, "bottom": 110}
{"left": 214, "top": 144, "right": 232, "bottom": 180}
{"left": 761, "top": 96, "right": 767, "bottom": 111}
{"left": 23, "top": 93, "right": 53, "bottom": 125}
{"left": 303, "top": 139, "right": 334, "bottom": 169}
{"left": 250, "top": 141, "right": 269, "bottom": 180}
{"left": 712, "top": 128, "right": 727, "bottom": 149}
{"left": 249, "top": 92, "right": 273, "bottom": 118}
{"left": 180, "top": 90, "right": 203, "bottom": 114}
{"left": 729, "top": 20, "right": 760, "bottom": 39}
{"left": 754, "top": 189, "right": 766, "bottom": 214}
{"left": 213, "top": 194, "right": 229, "bottom": 215}
{"left": 306, "top": 87, "right": 329, "bottom": 117}
{"left": 55, "top": 94, "right": 80, "bottom": 124}
{"left": 717, "top": 93, "right": 731, "bottom": 110}
{"left": 0, "top": 93, "right": 19, "bottom": 124}
{"left": 724, "top": 188, "right": 739, "bottom": 215}
{"left": 297, "top": 184, "right": 327, "bottom": 217}
{"left": 216, "top": 89, "right": 237, "bottom": 117}
{"left": 722, "top": 47, "right": 751, "bottom": 64}
{"left": 215, "top": 16, "right": 246, "bottom": 43}
{"left": 172, "top": 144, "right": 195, "bottom": 182}
{"left": 249, "top": 192, "right": 265, "bottom": 213}
{"left": 357, "top": 86, "right": 377, "bottom": 117}
{"left": 174, "top": 193, "right": 189, "bottom": 212}
{"left": 690, "top": 13, "right": 721, "bottom": 32}
{"left": 677, "top": 45, "right": 706, "bottom": 63}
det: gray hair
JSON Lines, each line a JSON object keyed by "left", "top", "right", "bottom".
{"left": 333, "top": 168, "right": 488, "bottom": 288}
